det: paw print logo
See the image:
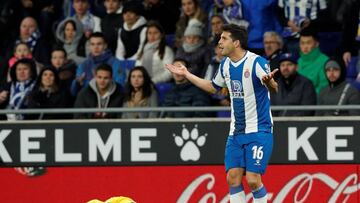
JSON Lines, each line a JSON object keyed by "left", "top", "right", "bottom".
{"left": 173, "top": 124, "right": 208, "bottom": 161}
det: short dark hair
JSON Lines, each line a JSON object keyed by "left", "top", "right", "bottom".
{"left": 300, "top": 26, "right": 319, "bottom": 41}
{"left": 222, "top": 24, "right": 248, "bottom": 49}
{"left": 173, "top": 58, "right": 190, "bottom": 67}
{"left": 96, "top": 63, "right": 113, "bottom": 76}
{"left": 51, "top": 47, "right": 67, "bottom": 58}
{"left": 89, "top": 32, "right": 107, "bottom": 43}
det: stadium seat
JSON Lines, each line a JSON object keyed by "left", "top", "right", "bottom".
{"left": 165, "top": 34, "right": 175, "bottom": 47}
{"left": 318, "top": 32, "right": 342, "bottom": 57}
{"left": 155, "top": 82, "right": 174, "bottom": 105}
{"left": 346, "top": 56, "right": 358, "bottom": 79}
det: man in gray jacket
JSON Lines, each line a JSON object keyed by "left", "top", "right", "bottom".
{"left": 316, "top": 58, "right": 360, "bottom": 116}
{"left": 74, "top": 63, "right": 123, "bottom": 119}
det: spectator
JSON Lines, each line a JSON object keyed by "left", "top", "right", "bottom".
{"left": 136, "top": 21, "right": 174, "bottom": 84}
{"left": 219, "top": 0, "right": 249, "bottom": 28}
{"left": 238, "top": 0, "right": 281, "bottom": 55}
{"left": 71, "top": 32, "right": 126, "bottom": 95}
{"left": 208, "top": 14, "right": 224, "bottom": 45}
{"left": 50, "top": 47, "right": 77, "bottom": 92}
{"left": 74, "top": 64, "right": 123, "bottom": 119}
{"left": 5, "top": 17, "right": 51, "bottom": 65}
{"left": 7, "top": 43, "right": 35, "bottom": 82}
{"left": 55, "top": 17, "right": 87, "bottom": 65}
{"left": 176, "top": 19, "right": 211, "bottom": 77}
{"left": 27, "top": 67, "right": 74, "bottom": 119}
{"left": 316, "top": 58, "right": 360, "bottom": 116}
{"left": 122, "top": 66, "right": 158, "bottom": 118}
{"left": 116, "top": 1, "right": 147, "bottom": 60}
{"left": 341, "top": 0, "right": 360, "bottom": 80}
{"left": 142, "top": 0, "right": 181, "bottom": 34}
{"left": 277, "top": 0, "right": 327, "bottom": 53}
{"left": 298, "top": 27, "right": 328, "bottom": 94}
{"left": 73, "top": 0, "right": 101, "bottom": 38}
{"left": 101, "top": 0, "right": 123, "bottom": 54}
{"left": 175, "top": 0, "right": 207, "bottom": 48}
{"left": 0, "top": 58, "right": 37, "bottom": 120}
{"left": 270, "top": 53, "right": 316, "bottom": 116}
{"left": 163, "top": 58, "right": 211, "bottom": 118}
{"left": 263, "top": 31, "right": 284, "bottom": 79}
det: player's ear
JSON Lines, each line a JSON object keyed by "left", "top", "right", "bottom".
{"left": 233, "top": 39, "right": 240, "bottom": 48}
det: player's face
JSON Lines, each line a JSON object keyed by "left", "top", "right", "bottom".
{"left": 218, "top": 31, "right": 235, "bottom": 56}
{"left": 326, "top": 68, "right": 341, "bottom": 83}
{"left": 130, "top": 70, "right": 144, "bottom": 90}
{"left": 95, "top": 70, "right": 112, "bottom": 91}
{"left": 280, "top": 61, "right": 297, "bottom": 79}
{"left": 300, "top": 36, "right": 318, "bottom": 55}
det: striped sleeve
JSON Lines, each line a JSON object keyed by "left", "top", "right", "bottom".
{"left": 255, "top": 56, "right": 271, "bottom": 84}
{"left": 212, "top": 58, "right": 227, "bottom": 90}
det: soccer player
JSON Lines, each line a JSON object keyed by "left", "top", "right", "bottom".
{"left": 165, "top": 24, "right": 278, "bottom": 203}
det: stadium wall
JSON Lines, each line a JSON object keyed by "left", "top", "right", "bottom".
{"left": 0, "top": 118, "right": 359, "bottom": 202}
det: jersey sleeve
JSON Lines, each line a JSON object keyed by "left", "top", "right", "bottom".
{"left": 212, "top": 58, "right": 227, "bottom": 90}
{"left": 255, "top": 56, "right": 271, "bottom": 85}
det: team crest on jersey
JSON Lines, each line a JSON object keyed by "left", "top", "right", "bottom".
{"left": 230, "top": 80, "right": 244, "bottom": 98}
{"left": 244, "top": 69, "right": 250, "bottom": 78}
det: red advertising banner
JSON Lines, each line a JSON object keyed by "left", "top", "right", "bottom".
{"left": 0, "top": 165, "right": 359, "bottom": 203}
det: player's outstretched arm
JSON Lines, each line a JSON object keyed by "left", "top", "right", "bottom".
{"left": 165, "top": 63, "right": 217, "bottom": 94}
{"left": 262, "top": 69, "right": 279, "bottom": 93}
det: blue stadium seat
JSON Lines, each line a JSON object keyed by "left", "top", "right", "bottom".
{"left": 155, "top": 82, "right": 174, "bottom": 105}
{"left": 346, "top": 56, "right": 358, "bottom": 79}
{"left": 165, "top": 34, "right": 175, "bottom": 47}
{"left": 318, "top": 32, "right": 342, "bottom": 57}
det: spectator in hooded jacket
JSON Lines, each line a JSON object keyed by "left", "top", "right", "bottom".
{"left": 175, "top": 0, "right": 207, "bottom": 48}
{"left": 55, "top": 17, "right": 87, "bottom": 65}
{"left": 175, "top": 19, "right": 211, "bottom": 78}
{"left": 101, "top": 0, "right": 123, "bottom": 54}
{"left": 270, "top": 53, "right": 316, "bottom": 116}
{"left": 116, "top": 1, "right": 147, "bottom": 60}
{"left": 71, "top": 32, "right": 126, "bottom": 95}
{"left": 316, "top": 58, "right": 360, "bottom": 116}
{"left": 136, "top": 21, "right": 174, "bottom": 84}
{"left": 74, "top": 63, "right": 123, "bottom": 119}
{"left": 27, "top": 67, "right": 74, "bottom": 120}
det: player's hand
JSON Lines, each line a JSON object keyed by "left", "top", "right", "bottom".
{"left": 262, "top": 69, "right": 278, "bottom": 84}
{"left": 165, "top": 63, "right": 189, "bottom": 77}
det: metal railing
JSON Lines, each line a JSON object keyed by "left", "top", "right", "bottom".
{"left": 0, "top": 105, "right": 359, "bottom": 114}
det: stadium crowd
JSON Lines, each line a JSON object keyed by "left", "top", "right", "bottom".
{"left": 0, "top": 0, "right": 359, "bottom": 119}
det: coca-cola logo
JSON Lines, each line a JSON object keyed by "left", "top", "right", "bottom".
{"left": 177, "top": 172, "right": 360, "bottom": 203}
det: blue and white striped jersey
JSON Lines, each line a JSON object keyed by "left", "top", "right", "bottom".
{"left": 278, "top": 0, "right": 327, "bottom": 21}
{"left": 212, "top": 51, "right": 273, "bottom": 135}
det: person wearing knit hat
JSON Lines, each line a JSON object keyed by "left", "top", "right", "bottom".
{"left": 316, "top": 57, "right": 360, "bottom": 116}
{"left": 175, "top": 19, "right": 211, "bottom": 77}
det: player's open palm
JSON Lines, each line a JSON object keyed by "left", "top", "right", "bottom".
{"left": 165, "top": 63, "right": 189, "bottom": 76}
{"left": 262, "top": 69, "right": 278, "bottom": 84}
